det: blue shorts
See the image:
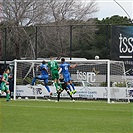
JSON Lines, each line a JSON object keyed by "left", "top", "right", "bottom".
{"left": 37, "top": 75, "right": 49, "bottom": 84}
{"left": 63, "top": 73, "right": 71, "bottom": 82}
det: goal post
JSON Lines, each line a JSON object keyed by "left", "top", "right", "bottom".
{"left": 13, "top": 59, "right": 130, "bottom": 103}
{"left": 107, "top": 60, "right": 110, "bottom": 103}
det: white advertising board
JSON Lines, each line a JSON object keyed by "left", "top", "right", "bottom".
{"left": 14, "top": 85, "right": 129, "bottom": 99}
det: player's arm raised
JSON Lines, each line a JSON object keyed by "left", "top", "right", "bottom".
{"left": 58, "top": 67, "right": 62, "bottom": 74}
{"left": 70, "top": 64, "right": 78, "bottom": 68}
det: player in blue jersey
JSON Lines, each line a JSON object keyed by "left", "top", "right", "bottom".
{"left": 59, "top": 58, "right": 77, "bottom": 95}
{"left": 31, "top": 61, "right": 52, "bottom": 96}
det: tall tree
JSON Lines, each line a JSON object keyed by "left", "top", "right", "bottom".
{"left": 1, "top": 0, "right": 98, "bottom": 59}
{"left": 94, "top": 15, "right": 133, "bottom": 59}
{"left": 37, "top": 0, "right": 98, "bottom": 57}
{"left": 97, "top": 15, "right": 132, "bottom": 25}
{"left": 2, "top": 0, "right": 49, "bottom": 59}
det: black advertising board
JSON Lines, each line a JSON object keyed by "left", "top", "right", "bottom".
{"left": 111, "top": 26, "right": 133, "bottom": 61}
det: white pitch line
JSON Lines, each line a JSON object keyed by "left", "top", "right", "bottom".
{"left": 2, "top": 102, "right": 131, "bottom": 113}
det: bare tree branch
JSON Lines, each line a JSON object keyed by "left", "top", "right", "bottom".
{"left": 1, "top": 0, "right": 98, "bottom": 59}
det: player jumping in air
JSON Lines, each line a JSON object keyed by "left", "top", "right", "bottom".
{"left": 31, "top": 61, "right": 52, "bottom": 96}
{"left": 59, "top": 58, "right": 77, "bottom": 95}
{"left": 1, "top": 68, "right": 11, "bottom": 102}
{"left": 56, "top": 74, "right": 74, "bottom": 102}
{"left": 48, "top": 57, "right": 61, "bottom": 92}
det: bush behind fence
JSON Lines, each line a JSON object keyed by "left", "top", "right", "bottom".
{"left": 0, "top": 24, "right": 110, "bottom": 60}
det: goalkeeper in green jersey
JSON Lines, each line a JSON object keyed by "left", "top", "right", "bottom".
{"left": 1, "top": 68, "right": 10, "bottom": 102}
{"left": 48, "top": 57, "right": 61, "bottom": 91}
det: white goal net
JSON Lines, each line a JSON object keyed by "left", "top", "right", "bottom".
{"left": 13, "top": 59, "right": 130, "bottom": 103}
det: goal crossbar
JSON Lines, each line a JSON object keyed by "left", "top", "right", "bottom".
{"left": 13, "top": 59, "right": 129, "bottom": 103}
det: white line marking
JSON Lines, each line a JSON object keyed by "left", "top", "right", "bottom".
{"left": 2, "top": 101, "right": 131, "bottom": 113}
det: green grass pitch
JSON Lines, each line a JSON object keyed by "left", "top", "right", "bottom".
{"left": 0, "top": 98, "right": 133, "bottom": 133}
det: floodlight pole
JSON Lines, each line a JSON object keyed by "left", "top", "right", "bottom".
{"left": 114, "top": 0, "right": 132, "bottom": 23}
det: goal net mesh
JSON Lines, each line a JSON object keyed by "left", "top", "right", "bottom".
{"left": 14, "top": 59, "right": 130, "bottom": 102}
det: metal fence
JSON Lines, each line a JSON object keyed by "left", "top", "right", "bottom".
{"left": 0, "top": 24, "right": 132, "bottom": 76}
{"left": 0, "top": 24, "right": 110, "bottom": 61}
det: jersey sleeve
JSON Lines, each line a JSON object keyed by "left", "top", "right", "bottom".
{"left": 3, "top": 73, "right": 7, "bottom": 79}
{"left": 48, "top": 62, "right": 50, "bottom": 67}
{"left": 3, "top": 73, "right": 8, "bottom": 81}
{"left": 68, "top": 63, "right": 70, "bottom": 68}
{"left": 55, "top": 61, "right": 59, "bottom": 69}
{"left": 42, "top": 64, "right": 47, "bottom": 70}
{"left": 39, "top": 65, "right": 42, "bottom": 70}
{"left": 60, "top": 64, "right": 62, "bottom": 69}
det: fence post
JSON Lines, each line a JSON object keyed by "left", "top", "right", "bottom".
{"left": 106, "top": 24, "right": 110, "bottom": 59}
{"left": 35, "top": 26, "right": 38, "bottom": 60}
{"left": 70, "top": 25, "right": 72, "bottom": 60}
{"left": 4, "top": 27, "right": 7, "bottom": 68}
{"left": 105, "top": 24, "right": 110, "bottom": 86}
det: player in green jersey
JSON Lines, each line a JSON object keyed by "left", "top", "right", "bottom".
{"left": 1, "top": 68, "right": 10, "bottom": 101}
{"left": 48, "top": 57, "right": 61, "bottom": 91}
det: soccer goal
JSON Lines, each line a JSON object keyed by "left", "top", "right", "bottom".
{"left": 13, "top": 59, "right": 130, "bottom": 103}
